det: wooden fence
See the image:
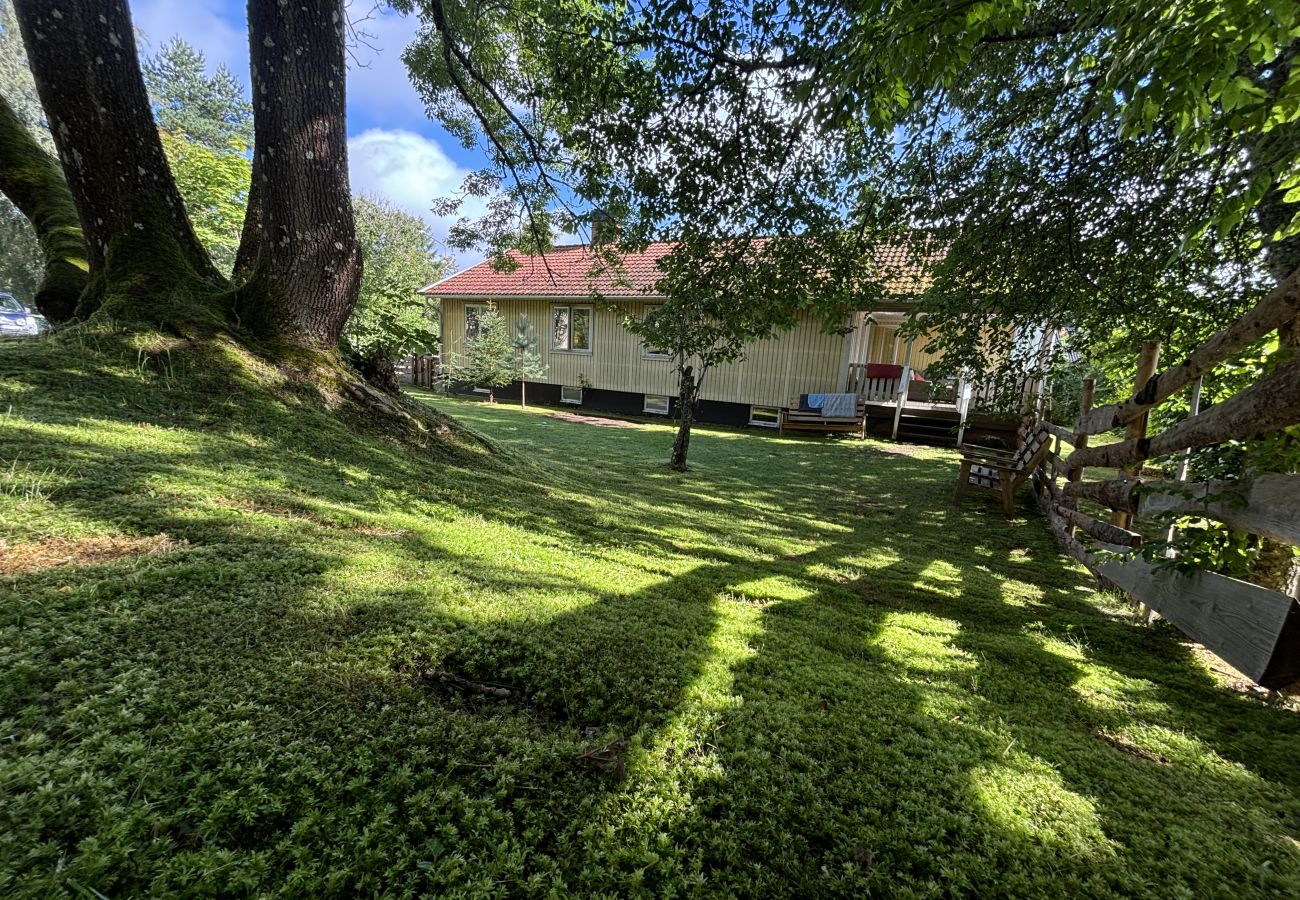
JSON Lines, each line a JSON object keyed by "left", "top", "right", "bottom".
{"left": 1030, "top": 270, "right": 1300, "bottom": 690}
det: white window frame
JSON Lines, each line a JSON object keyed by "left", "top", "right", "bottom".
{"left": 560, "top": 385, "right": 583, "bottom": 405}
{"left": 643, "top": 394, "right": 671, "bottom": 416}
{"left": 749, "top": 405, "right": 781, "bottom": 428}
{"left": 465, "top": 303, "right": 489, "bottom": 341}
{"left": 641, "top": 303, "right": 670, "bottom": 359}
{"left": 551, "top": 304, "right": 593, "bottom": 353}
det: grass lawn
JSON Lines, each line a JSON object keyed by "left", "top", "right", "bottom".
{"left": 3, "top": 334, "right": 1299, "bottom": 897}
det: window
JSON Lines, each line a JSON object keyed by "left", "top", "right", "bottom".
{"left": 560, "top": 385, "right": 583, "bottom": 404}
{"left": 465, "top": 303, "right": 489, "bottom": 340}
{"left": 552, "top": 304, "right": 592, "bottom": 352}
{"left": 643, "top": 394, "right": 670, "bottom": 416}
{"left": 749, "top": 405, "right": 780, "bottom": 428}
{"left": 641, "top": 304, "right": 669, "bottom": 358}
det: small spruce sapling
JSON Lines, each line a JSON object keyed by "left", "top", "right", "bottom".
{"left": 445, "top": 302, "right": 515, "bottom": 402}
{"left": 510, "top": 314, "right": 548, "bottom": 406}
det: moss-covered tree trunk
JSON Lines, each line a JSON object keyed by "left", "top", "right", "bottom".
{"left": 0, "top": 94, "right": 86, "bottom": 324}
{"left": 239, "top": 0, "right": 361, "bottom": 348}
{"left": 11, "top": 0, "right": 221, "bottom": 320}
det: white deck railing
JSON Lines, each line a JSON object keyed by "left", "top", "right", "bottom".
{"left": 844, "top": 365, "right": 1044, "bottom": 443}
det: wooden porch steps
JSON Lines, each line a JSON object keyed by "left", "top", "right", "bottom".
{"left": 895, "top": 416, "right": 960, "bottom": 446}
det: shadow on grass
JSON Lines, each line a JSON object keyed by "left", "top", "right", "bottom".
{"left": 577, "top": 496, "right": 1300, "bottom": 895}
{"left": 3, "top": 339, "right": 1299, "bottom": 896}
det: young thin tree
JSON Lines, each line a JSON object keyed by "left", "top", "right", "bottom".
{"left": 629, "top": 238, "right": 859, "bottom": 470}
{"left": 509, "top": 313, "right": 547, "bottom": 406}
{"left": 445, "top": 303, "right": 515, "bottom": 402}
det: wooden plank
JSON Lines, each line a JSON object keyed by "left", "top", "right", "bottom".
{"left": 1113, "top": 341, "right": 1161, "bottom": 533}
{"left": 1054, "top": 504, "right": 1142, "bottom": 547}
{"left": 1041, "top": 470, "right": 1062, "bottom": 501}
{"left": 1088, "top": 550, "right": 1299, "bottom": 688}
{"left": 1138, "top": 474, "right": 1300, "bottom": 547}
{"left": 1066, "top": 378, "right": 1095, "bottom": 483}
{"left": 1075, "top": 267, "right": 1300, "bottom": 435}
{"left": 1041, "top": 420, "right": 1074, "bottom": 444}
{"left": 1065, "top": 379, "right": 1096, "bottom": 539}
{"left": 1066, "top": 358, "right": 1300, "bottom": 471}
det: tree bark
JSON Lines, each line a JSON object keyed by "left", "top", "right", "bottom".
{"left": 670, "top": 365, "right": 696, "bottom": 470}
{"left": 233, "top": 154, "right": 263, "bottom": 283}
{"left": 0, "top": 94, "right": 86, "bottom": 323}
{"left": 11, "top": 0, "right": 220, "bottom": 319}
{"left": 238, "top": 0, "right": 361, "bottom": 348}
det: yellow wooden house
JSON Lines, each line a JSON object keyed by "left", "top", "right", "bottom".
{"left": 421, "top": 243, "right": 1031, "bottom": 444}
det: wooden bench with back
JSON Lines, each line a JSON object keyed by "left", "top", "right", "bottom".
{"left": 952, "top": 420, "right": 1052, "bottom": 515}
{"left": 779, "top": 395, "right": 868, "bottom": 437}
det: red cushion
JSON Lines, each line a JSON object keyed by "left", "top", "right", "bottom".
{"left": 864, "top": 363, "right": 927, "bottom": 381}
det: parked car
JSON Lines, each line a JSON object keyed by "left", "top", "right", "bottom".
{"left": 0, "top": 291, "right": 45, "bottom": 337}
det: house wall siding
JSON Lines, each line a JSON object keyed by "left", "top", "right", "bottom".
{"left": 439, "top": 297, "right": 846, "bottom": 409}
{"left": 865, "top": 323, "right": 946, "bottom": 373}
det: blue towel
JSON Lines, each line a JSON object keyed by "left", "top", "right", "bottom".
{"left": 805, "top": 393, "right": 829, "bottom": 410}
{"left": 820, "top": 393, "right": 857, "bottom": 417}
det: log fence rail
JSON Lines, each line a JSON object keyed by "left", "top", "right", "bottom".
{"left": 1028, "top": 283, "right": 1300, "bottom": 691}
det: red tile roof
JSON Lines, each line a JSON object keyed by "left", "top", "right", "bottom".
{"left": 422, "top": 240, "right": 934, "bottom": 299}
{"left": 422, "top": 243, "right": 677, "bottom": 299}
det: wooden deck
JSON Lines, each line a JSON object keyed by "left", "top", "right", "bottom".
{"left": 862, "top": 402, "right": 1020, "bottom": 447}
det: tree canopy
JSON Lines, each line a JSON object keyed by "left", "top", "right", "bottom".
{"left": 344, "top": 194, "right": 449, "bottom": 373}
{"left": 402, "top": 0, "right": 1299, "bottom": 380}
{"left": 143, "top": 36, "right": 254, "bottom": 152}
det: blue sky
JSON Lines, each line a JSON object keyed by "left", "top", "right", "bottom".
{"left": 131, "top": 0, "right": 491, "bottom": 268}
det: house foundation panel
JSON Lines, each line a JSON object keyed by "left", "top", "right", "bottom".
{"left": 440, "top": 382, "right": 756, "bottom": 427}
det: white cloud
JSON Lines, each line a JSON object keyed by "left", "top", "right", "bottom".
{"left": 348, "top": 129, "right": 487, "bottom": 270}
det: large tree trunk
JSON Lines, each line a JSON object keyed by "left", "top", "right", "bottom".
{"left": 670, "top": 365, "right": 697, "bottom": 471}
{"left": 0, "top": 95, "right": 87, "bottom": 324}
{"left": 11, "top": 0, "right": 220, "bottom": 320}
{"left": 238, "top": 0, "right": 361, "bottom": 348}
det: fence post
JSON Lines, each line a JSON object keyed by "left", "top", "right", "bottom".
{"left": 1066, "top": 378, "right": 1096, "bottom": 538}
{"left": 1164, "top": 375, "right": 1204, "bottom": 556}
{"left": 955, "top": 379, "right": 973, "bottom": 447}
{"left": 1173, "top": 376, "right": 1203, "bottom": 483}
{"left": 1110, "top": 341, "right": 1161, "bottom": 530}
{"left": 891, "top": 338, "right": 915, "bottom": 441}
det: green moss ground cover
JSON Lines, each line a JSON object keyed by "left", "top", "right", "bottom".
{"left": 2, "top": 334, "right": 1298, "bottom": 897}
